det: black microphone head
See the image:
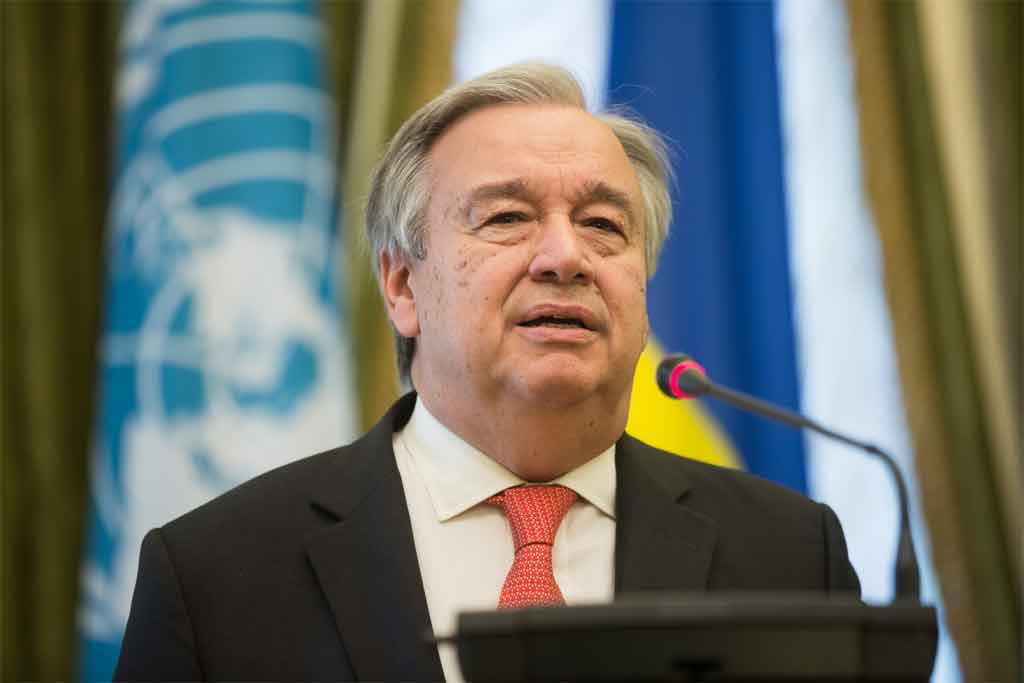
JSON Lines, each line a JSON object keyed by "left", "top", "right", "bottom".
{"left": 656, "top": 354, "right": 690, "bottom": 396}
{"left": 656, "top": 353, "right": 710, "bottom": 399}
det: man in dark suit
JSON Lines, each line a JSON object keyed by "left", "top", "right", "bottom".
{"left": 115, "top": 63, "right": 859, "bottom": 681}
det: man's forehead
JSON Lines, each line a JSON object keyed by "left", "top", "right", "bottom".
{"left": 428, "top": 103, "right": 634, "bottom": 205}
{"left": 431, "top": 103, "right": 627, "bottom": 164}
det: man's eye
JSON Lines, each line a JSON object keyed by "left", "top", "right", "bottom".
{"left": 585, "top": 217, "right": 623, "bottom": 234}
{"left": 486, "top": 212, "right": 527, "bottom": 225}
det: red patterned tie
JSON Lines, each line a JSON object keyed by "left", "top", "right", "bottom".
{"left": 487, "top": 485, "right": 578, "bottom": 609}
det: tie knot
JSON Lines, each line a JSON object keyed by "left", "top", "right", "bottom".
{"left": 488, "top": 485, "right": 577, "bottom": 551}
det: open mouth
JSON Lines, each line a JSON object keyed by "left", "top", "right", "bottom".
{"left": 519, "top": 315, "right": 591, "bottom": 330}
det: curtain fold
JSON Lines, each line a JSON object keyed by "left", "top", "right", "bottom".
{"left": 846, "top": 2, "right": 1020, "bottom": 681}
{"left": 916, "top": 0, "right": 1022, "bottom": 583}
{"left": 328, "top": 0, "right": 459, "bottom": 430}
{"left": 1, "top": 3, "right": 119, "bottom": 679}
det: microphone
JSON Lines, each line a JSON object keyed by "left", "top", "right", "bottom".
{"left": 656, "top": 353, "right": 922, "bottom": 602}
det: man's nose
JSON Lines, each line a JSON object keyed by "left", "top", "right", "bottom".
{"left": 528, "top": 216, "right": 594, "bottom": 284}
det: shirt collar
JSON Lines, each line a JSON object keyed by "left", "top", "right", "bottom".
{"left": 397, "top": 398, "right": 617, "bottom": 522}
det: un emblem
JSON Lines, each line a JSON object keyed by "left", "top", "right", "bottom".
{"left": 80, "top": 1, "right": 354, "bottom": 655}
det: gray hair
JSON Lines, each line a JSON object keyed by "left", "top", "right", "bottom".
{"left": 365, "top": 62, "right": 673, "bottom": 383}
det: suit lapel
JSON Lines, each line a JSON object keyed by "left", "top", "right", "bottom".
{"left": 614, "top": 435, "right": 718, "bottom": 595}
{"left": 304, "top": 395, "right": 444, "bottom": 682}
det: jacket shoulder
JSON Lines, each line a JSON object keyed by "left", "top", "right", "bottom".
{"left": 620, "top": 434, "right": 860, "bottom": 593}
{"left": 163, "top": 393, "right": 416, "bottom": 538}
{"left": 623, "top": 433, "right": 820, "bottom": 515}
{"left": 166, "top": 446, "right": 346, "bottom": 534}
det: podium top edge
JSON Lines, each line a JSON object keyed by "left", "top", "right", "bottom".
{"left": 452, "top": 593, "right": 938, "bottom": 639}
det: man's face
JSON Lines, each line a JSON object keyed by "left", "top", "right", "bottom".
{"left": 384, "top": 104, "right": 649, "bottom": 412}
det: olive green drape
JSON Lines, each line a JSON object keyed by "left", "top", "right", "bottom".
{"left": 846, "top": 2, "right": 1021, "bottom": 681}
{"left": 2, "top": 2, "right": 119, "bottom": 679}
{"left": 331, "top": 0, "right": 460, "bottom": 430}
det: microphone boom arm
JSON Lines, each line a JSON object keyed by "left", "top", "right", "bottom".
{"left": 674, "top": 365, "right": 921, "bottom": 602}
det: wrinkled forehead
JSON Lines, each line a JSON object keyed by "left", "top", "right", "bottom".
{"left": 426, "top": 103, "right": 642, "bottom": 209}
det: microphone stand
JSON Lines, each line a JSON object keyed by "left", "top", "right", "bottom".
{"left": 668, "top": 364, "right": 921, "bottom": 602}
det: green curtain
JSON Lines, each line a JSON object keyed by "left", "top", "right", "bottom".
{"left": 330, "top": 0, "right": 459, "bottom": 430}
{"left": 846, "top": 2, "right": 1021, "bottom": 681}
{"left": 2, "top": 2, "right": 119, "bottom": 678}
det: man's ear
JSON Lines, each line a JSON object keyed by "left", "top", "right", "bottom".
{"left": 379, "top": 249, "right": 420, "bottom": 338}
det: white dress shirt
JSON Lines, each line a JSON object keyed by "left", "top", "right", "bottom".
{"left": 393, "top": 399, "right": 617, "bottom": 683}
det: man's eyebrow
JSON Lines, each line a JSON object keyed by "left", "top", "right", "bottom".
{"left": 459, "top": 179, "right": 536, "bottom": 218}
{"left": 576, "top": 181, "right": 638, "bottom": 228}
{"left": 458, "top": 178, "right": 639, "bottom": 227}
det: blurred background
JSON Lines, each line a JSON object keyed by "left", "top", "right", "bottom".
{"left": 2, "top": 1, "right": 1019, "bottom": 681}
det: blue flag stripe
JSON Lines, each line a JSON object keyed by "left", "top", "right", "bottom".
{"left": 607, "top": 0, "right": 807, "bottom": 491}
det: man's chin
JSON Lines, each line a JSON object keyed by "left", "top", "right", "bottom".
{"left": 509, "top": 367, "right": 606, "bottom": 409}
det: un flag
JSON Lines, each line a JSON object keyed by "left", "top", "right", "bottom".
{"left": 77, "top": 2, "right": 356, "bottom": 677}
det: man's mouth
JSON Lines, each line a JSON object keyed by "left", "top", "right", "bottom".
{"left": 519, "top": 315, "right": 590, "bottom": 330}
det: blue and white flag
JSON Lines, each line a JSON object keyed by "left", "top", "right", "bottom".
{"left": 78, "top": 1, "right": 356, "bottom": 676}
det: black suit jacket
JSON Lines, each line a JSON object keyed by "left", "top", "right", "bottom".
{"left": 115, "top": 393, "right": 859, "bottom": 681}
